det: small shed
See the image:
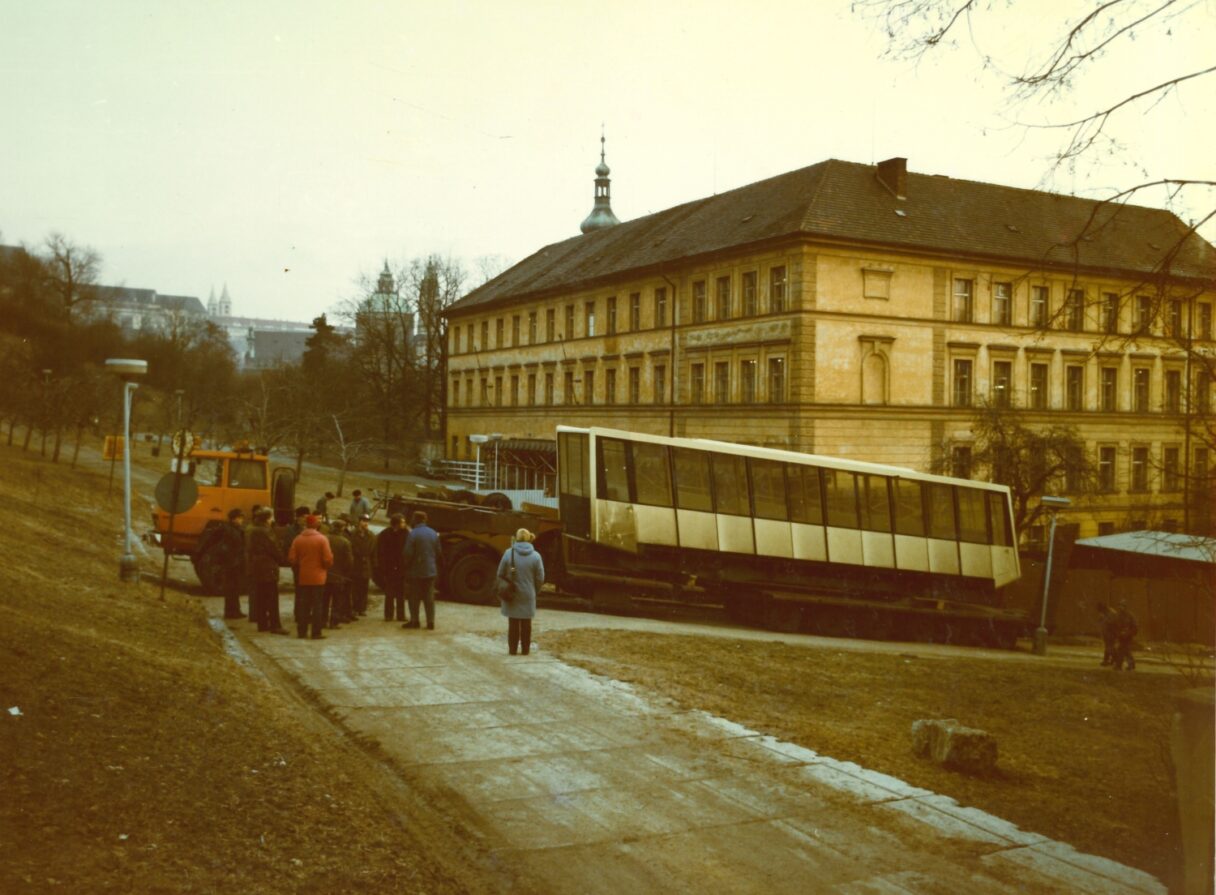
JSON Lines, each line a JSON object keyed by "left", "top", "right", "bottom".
{"left": 1067, "top": 531, "right": 1215, "bottom": 646}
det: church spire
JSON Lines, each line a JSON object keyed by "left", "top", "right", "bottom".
{"left": 580, "top": 130, "right": 620, "bottom": 234}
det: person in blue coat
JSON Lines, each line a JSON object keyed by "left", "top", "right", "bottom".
{"left": 497, "top": 528, "right": 545, "bottom": 655}
{"left": 401, "top": 510, "right": 442, "bottom": 629}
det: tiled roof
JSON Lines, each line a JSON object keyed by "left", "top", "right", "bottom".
{"left": 448, "top": 158, "right": 1215, "bottom": 315}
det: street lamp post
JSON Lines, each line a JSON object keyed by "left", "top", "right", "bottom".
{"left": 175, "top": 389, "right": 185, "bottom": 427}
{"left": 1033, "top": 495, "right": 1072, "bottom": 656}
{"left": 468, "top": 434, "right": 489, "bottom": 491}
{"left": 488, "top": 433, "right": 503, "bottom": 490}
{"left": 106, "top": 358, "right": 148, "bottom": 582}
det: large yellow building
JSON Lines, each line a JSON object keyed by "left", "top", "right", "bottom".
{"left": 443, "top": 154, "right": 1214, "bottom": 540}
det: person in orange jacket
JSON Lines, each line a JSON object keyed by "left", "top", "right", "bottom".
{"left": 288, "top": 515, "right": 334, "bottom": 640}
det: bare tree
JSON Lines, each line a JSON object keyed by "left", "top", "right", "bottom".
{"left": 42, "top": 232, "right": 101, "bottom": 321}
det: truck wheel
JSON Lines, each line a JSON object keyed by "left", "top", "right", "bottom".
{"left": 447, "top": 552, "right": 498, "bottom": 604}
{"left": 482, "top": 492, "right": 512, "bottom": 511}
{"left": 271, "top": 470, "right": 295, "bottom": 526}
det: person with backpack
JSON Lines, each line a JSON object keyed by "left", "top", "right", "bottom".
{"left": 496, "top": 528, "right": 545, "bottom": 655}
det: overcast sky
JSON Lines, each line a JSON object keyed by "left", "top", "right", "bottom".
{"left": 2, "top": 0, "right": 1211, "bottom": 322}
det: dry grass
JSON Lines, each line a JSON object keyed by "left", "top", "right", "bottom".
{"left": 0, "top": 445, "right": 470, "bottom": 894}
{"left": 542, "top": 627, "right": 1210, "bottom": 882}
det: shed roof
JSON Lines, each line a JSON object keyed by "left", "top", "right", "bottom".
{"left": 1074, "top": 531, "right": 1216, "bottom": 565}
{"left": 448, "top": 158, "right": 1215, "bottom": 315}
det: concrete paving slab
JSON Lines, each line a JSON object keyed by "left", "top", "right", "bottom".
{"left": 242, "top": 610, "right": 1165, "bottom": 894}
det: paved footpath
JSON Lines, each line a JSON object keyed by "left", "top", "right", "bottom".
{"left": 233, "top": 602, "right": 1165, "bottom": 895}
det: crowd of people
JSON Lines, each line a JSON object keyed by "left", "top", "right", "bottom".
{"left": 199, "top": 491, "right": 542, "bottom": 653}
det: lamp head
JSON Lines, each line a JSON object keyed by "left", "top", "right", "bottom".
{"left": 105, "top": 358, "right": 148, "bottom": 381}
{"left": 1040, "top": 496, "right": 1072, "bottom": 509}
{"left": 468, "top": 434, "right": 489, "bottom": 444}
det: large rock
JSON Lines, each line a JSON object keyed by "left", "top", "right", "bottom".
{"left": 911, "top": 718, "right": 998, "bottom": 776}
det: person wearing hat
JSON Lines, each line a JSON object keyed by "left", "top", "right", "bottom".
{"left": 288, "top": 515, "right": 333, "bottom": 639}
{"left": 325, "top": 517, "right": 355, "bottom": 627}
{"left": 376, "top": 513, "right": 409, "bottom": 622}
{"left": 246, "top": 507, "right": 288, "bottom": 634}
{"left": 348, "top": 513, "right": 376, "bottom": 617}
{"left": 349, "top": 489, "right": 373, "bottom": 521}
{"left": 197, "top": 507, "right": 249, "bottom": 619}
{"left": 496, "top": 528, "right": 545, "bottom": 655}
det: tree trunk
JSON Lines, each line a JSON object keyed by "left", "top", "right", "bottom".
{"left": 6, "top": 419, "right": 14, "bottom": 446}
{"left": 22, "top": 424, "right": 33, "bottom": 452}
{"left": 52, "top": 426, "right": 63, "bottom": 463}
{"left": 40, "top": 427, "right": 48, "bottom": 456}
{"left": 72, "top": 424, "right": 83, "bottom": 467}
{"left": 336, "top": 464, "right": 347, "bottom": 497}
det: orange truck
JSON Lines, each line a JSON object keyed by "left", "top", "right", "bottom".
{"left": 151, "top": 446, "right": 295, "bottom": 593}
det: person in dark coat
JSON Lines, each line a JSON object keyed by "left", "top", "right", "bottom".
{"left": 402, "top": 510, "right": 442, "bottom": 630}
{"left": 326, "top": 517, "right": 355, "bottom": 628}
{"left": 246, "top": 507, "right": 288, "bottom": 634}
{"left": 1111, "top": 601, "right": 1138, "bottom": 671}
{"left": 376, "top": 513, "right": 408, "bottom": 622}
{"left": 348, "top": 514, "right": 376, "bottom": 617}
{"left": 497, "top": 528, "right": 545, "bottom": 655}
{"left": 198, "top": 508, "right": 248, "bottom": 619}
{"left": 1096, "top": 603, "right": 1116, "bottom": 666}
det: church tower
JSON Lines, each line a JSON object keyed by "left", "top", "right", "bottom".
{"left": 580, "top": 132, "right": 621, "bottom": 234}
{"left": 207, "top": 286, "right": 217, "bottom": 317}
{"left": 373, "top": 260, "right": 396, "bottom": 308}
{"left": 218, "top": 284, "right": 232, "bottom": 317}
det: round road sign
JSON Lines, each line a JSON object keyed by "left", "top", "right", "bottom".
{"left": 155, "top": 472, "right": 198, "bottom": 515}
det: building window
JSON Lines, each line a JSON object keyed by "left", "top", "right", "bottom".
{"left": 952, "top": 278, "right": 974, "bottom": 322}
{"left": 1064, "top": 289, "right": 1084, "bottom": 331}
{"left": 863, "top": 268, "right": 892, "bottom": 300}
{"left": 1100, "top": 368, "right": 1117, "bottom": 412}
{"left": 951, "top": 445, "right": 972, "bottom": 479}
{"left": 495, "top": 375, "right": 503, "bottom": 407}
{"left": 1064, "top": 445, "right": 1084, "bottom": 493}
{"left": 952, "top": 358, "right": 973, "bottom": 407}
{"left": 1196, "top": 447, "right": 1210, "bottom": 484}
{"left": 770, "top": 267, "right": 787, "bottom": 313}
{"left": 1029, "top": 362, "right": 1048, "bottom": 410}
{"left": 496, "top": 318, "right": 504, "bottom": 347}
{"left": 741, "top": 359, "right": 757, "bottom": 403}
{"left": 606, "top": 296, "right": 617, "bottom": 334}
{"left": 654, "top": 287, "right": 668, "bottom": 327}
{"left": 451, "top": 376, "right": 460, "bottom": 406}
{"left": 563, "top": 371, "right": 574, "bottom": 405}
{"left": 510, "top": 315, "right": 519, "bottom": 346}
{"left": 544, "top": 372, "right": 554, "bottom": 405}
{"left": 1030, "top": 285, "right": 1049, "bottom": 327}
{"left": 653, "top": 364, "right": 666, "bottom": 403}
{"left": 1165, "top": 370, "right": 1181, "bottom": 412}
{"left": 604, "top": 368, "right": 616, "bottom": 404}
{"left": 451, "top": 325, "right": 461, "bottom": 355}
{"left": 465, "top": 326, "right": 473, "bottom": 353}
{"left": 1098, "top": 445, "right": 1116, "bottom": 492}
{"left": 629, "top": 292, "right": 641, "bottom": 331}
{"left": 584, "top": 301, "right": 596, "bottom": 337}
{"left": 527, "top": 373, "right": 537, "bottom": 405}
{"left": 714, "top": 361, "right": 729, "bottom": 403}
{"left": 993, "top": 282, "right": 1012, "bottom": 325}
{"left": 716, "top": 276, "right": 731, "bottom": 320}
{"left": 1065, "top": 365, "right": 1084, "bottom": 411}
{"left": 545, "top": 308, "right": 555, "bottom": 342}
{"left": 480, "top": 377, "right": 489, "bottom": 405}
{"left": 742, "top": 271, "right": 757, "bottom": 316}
{"left": 1163, "top": 446, "right": 1180, "bottom": 491}
{"left": 1130, "top": 446, "right": 1149, "bottom": 492}
{"left": 692, "top": 281, "right": 706, "bottom": 323}
{"left": 564, "top": 304, "right": 574, "bottom": 339}
{"left": 480, "top": 320, "right": 489, "bottom": 350}
{"left": 992, "top": 360, "right": 1012, "bottom": 407}
{"left": 1101, "top": 293, "right": 1119, "bottom": 334}
{"left": 1199, "top": 302, "right": 1212, "bottom": 339}
{"left": 1166, "top": 299, "right": 1182, "bottom": 338}
{"left": 1198, "top": 371, "right": 1212, "bottom": 415}
{"left": 1133, "top": 368, "right": 1150, "bottom": 413}
{"left": 768, "top": 357, "right": 786, "bottom": 403}
{"left": 528, "top": 311, "right": 537, "bottom": 344}
{"left": 584, "top": 369, "right": 595, "bottom": 404}
{"left": 1135, "top": 295, "right": 1152, "bottom": 334}
{"left": 628, "top": 367, "right": 640, "bottom": 404}
{"left": 509, "top": 374, "right": 519, "bottom": 406}
{"left": 690, "top": 363, "right": 705, "bottom": 404}
{"left": 465, "top": 377, "right": 473, "bottom": 406}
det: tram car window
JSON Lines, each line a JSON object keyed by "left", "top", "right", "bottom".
{"left": 632, "top": 441, "right": 672, "bottom": 507}
{"left": 823, "top": 469, "right": 860, "bottom": 529}
{"left": 711, "top": 453, "right": 749, "bottom": 516}
{"left": 749, "top": 458, "right": 787, "bottom": 521}
{"left": 893, "top": 479, "right": 926, "bottom": 536}
{"left": 673, "top": 449, "right": 713, "bottom": 512}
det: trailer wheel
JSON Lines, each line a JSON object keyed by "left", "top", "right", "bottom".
{"left": 271, "top": 469, "right": 295, "bottom": 526}
{"left": 447, "top": 552, "right": 498, "bottom": 604}
{"left": 482, "top": 491, "right": 513, "bottom": 511}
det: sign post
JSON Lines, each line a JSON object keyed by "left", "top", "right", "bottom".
{"left": 156, "top": 429, "right": 198, "bottom": 601}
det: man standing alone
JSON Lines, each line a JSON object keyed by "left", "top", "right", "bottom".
{"left": 402, "top": 510, "right": 442, "bottom": 630}
{"left": 288, "top": 515, "right": 333, "bottom": 640}
{"left": 377, "top": 513, "right": 408, "bottom": 622}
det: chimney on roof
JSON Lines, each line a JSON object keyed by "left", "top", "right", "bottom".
{"left": 876, "top": 157, "right": 907, "bottom": 201}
